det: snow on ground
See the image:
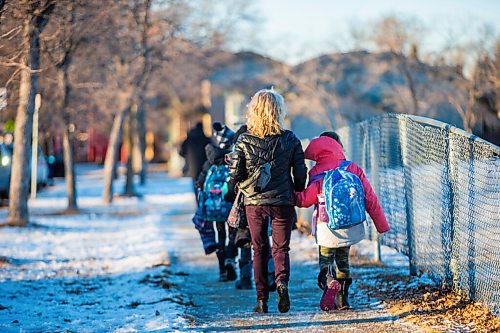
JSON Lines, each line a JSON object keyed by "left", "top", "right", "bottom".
{"left": 0, "top": 166, "right": 195, "bottom": 332}
{"left": 0, "top": 165, "right": 432, "bottom": 332}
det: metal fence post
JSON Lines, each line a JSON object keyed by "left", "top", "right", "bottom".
{"left": 441, "top": 125, "right": 457, "bottom": 287}
{"left": 399, "top": 116, "right": 418, "bottom": 276}
{"left": 368, "top": 122, "right": 382, "bottom": 263}
{"left": 466, "top": 136, "right": 477, "bottom": 300}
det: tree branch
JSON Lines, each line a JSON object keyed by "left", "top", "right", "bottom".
{"left": 1, "top": 26, "right": 22, "bottom": 39}
{"left": 34, "top": 1, "right": 56, "bottom": 31}
{"left": 73, "top": 82, "right": 103, "bottom": 89}
{"left": 5, "top": 67, "right": 23, "bottom": 88}
{"left": 0, "top": 60, "right": 35, "bottom": 72}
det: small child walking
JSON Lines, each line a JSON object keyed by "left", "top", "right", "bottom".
{"left": 295, "top": 132, "right": 390, "bottom": 310}
{"left": 195, "top": 122, "right": 237, "bottom": 282}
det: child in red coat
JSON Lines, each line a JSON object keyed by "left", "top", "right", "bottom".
{"left": 295, "top": 132, "right": 390, "bottom": 310}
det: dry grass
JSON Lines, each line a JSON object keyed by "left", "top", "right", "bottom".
{"left": 384, "top": 284, "right": 500, "bottom": 333}
{"left": 352, "top": 251, "right": 500, "bottom": 333}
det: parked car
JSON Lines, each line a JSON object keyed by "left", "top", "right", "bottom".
{"left": 0, "top": 144, "right": 50, "bottom": 198}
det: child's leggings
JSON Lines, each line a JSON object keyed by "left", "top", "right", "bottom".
{"left": 318, "top": 245, "right": 350, "bottom": 279}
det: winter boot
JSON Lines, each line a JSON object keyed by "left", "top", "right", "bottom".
{"left": 225, "top": 258, "right": 237, "bottom": 281}
{"left": 320, "top": 279, "right": 340, "bottom": 311}
{"left": 277, "top": 281, "right": 290, "bottom": 313}
{"left": 317, "top": 268, "right": 328, "bottom": 290}
{"left": 235, "top": 277, "right": 252, "bottom": 289}
{"left": 236, "top": 253, "right": 253, "bottom": 289}
{"left": 216, "top": 250, "right": 227, "bottom": 282}
{"left": 336, "top": 278, "right": 352, "bottom": 310}
{"left": 253, "top": 299, "right": 268, "bottom": 313}
{"left": 319, "top": 265, "right": 341, "bottom": 311}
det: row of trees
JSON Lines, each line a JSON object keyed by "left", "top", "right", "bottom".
{"left": 1, "top": 3, "right": 496, "bottom": 227}
{"left": 319, "top": 15, "right": 499, "bottom": 135}
{"left": 0, "top": 0, "right": 257, "bottom": 226}
{"left": 369, "top": 16, "right": 498, "bottom": 134}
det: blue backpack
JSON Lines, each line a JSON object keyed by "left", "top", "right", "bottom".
{"left": 201, "top": 164, "right": 232, "bottom": 222}
{"left": 310, "top": 161, "right": 366, "bottom": 231}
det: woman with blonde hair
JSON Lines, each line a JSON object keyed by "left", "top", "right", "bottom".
{"left": 229, "top": 89, "right": 307, "bottom": 313}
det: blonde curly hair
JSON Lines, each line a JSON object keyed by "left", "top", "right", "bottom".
{"left": 246, "top": 89, "right": 287, "bottom": 138}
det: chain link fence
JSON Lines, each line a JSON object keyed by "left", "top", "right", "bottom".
{"left": 336, "top": 113, "right": 500, "bottom": 315}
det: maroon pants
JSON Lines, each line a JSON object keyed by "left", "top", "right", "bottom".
{"left": 245, "top": 205, "right": 295, "bottom": 301}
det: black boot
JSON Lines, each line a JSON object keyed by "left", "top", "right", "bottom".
{"left": 216, "top": 250, "right": 227, "bottom": 281}
{"left": 253, "top": 299, "right": 268, "bottom": 313}
{"left": 317, "top": 268, "right": 328, "bottom": 290}
{"left": 225, "top": 258, "right": 237, "bottom": 281}
{"left": 336, "top": 278, "right": 352, "bottom": 310}
{"left": 235, "top": 277, "right": 252, "bottom": 289}
{"left": 276, "top": 281, "right": 290, "bottom": 313}
{"left": 236, "top": 252, "right": 253, "bottom": 289}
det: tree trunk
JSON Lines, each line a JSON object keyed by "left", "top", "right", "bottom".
{"left": 123, "top": 108, "right": 136, "bottom": 196}
{"left": 137, "top": 103, "right": 146, "bottom": 185}
{"left": 102, "top": 108, "right": 128, "bottom": 204}
{"left": 62, "top": 127, "right": 77, "bottom": 210}
{"left": 136, "top": 0, "right": 152, "bottom": 185}
{"left": 58, "top": 65, "right": 78, "bottom": 211}
{"left": 7, "top": 14, "right": 40, "bottom": 226}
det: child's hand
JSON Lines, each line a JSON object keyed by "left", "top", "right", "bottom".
{"left": 224, "top": 153, "right": 232, "bottom": 165}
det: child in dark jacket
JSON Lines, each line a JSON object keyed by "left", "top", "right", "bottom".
{"left": 295, "top": 132, "right": 390, "bottom": 310}
{"left": 195, "top": 122, "right": 237, "bottom": 282}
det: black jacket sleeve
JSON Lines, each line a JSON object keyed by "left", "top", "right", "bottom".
{"left": 229, "top": 140, "right": 247, "bottom": 184}
{"left": 291, "top": 137, "right": 307, "bottom": 191}
{"left": 224, "top": 178, "right": 237, "bottom": 202}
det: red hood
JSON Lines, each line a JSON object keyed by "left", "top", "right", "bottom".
{"left": 304, "top": 136, "right": 346, "bottom": 176}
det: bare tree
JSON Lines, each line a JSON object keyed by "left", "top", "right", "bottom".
{"left": 0, "top": 0, "right": 55, "bottom": 226}
{"left": 371, "top": 15, "right": 423, "bottom": 115}
{"left": 102, "top": 105, "right": 128, "bottom": 203}
{"left": 130, "top": 0, "right": 152, "bottom": 188}
{"left": 44, "top": 1, "right": 81, "bottom": 211}
{"left": 101, "top": 0, "right": 255, "bottom": 201}
{"left": 444, "top": 24, "right": 499, "bottom": 133}
{"left": 102, "top": 0, "right": 154, "bottom": 203}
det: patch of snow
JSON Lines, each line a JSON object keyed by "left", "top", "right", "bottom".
{"left": 0, "top": 166, "right": 193, "bottom": 332}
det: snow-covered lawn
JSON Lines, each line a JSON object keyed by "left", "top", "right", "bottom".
{"left": 0, "top": 166, "right": 195, "bottom": 332}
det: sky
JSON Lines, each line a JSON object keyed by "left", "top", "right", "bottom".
{"left": 238, "top": 0, "right": 500, "bottom": 64}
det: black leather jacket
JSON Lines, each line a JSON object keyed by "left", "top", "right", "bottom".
{"left": 230, "top": 130, "right": 307, "bottom": 206}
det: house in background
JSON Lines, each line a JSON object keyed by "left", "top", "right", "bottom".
{"left": 210, "top": 92, "right": 246, "bottom": 132}
{"left": 166, "top": 79, "right": 249, "bottom": 176}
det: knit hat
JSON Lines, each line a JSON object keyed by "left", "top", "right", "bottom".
{"left": 212, "top": 122, "right": 235, "bottom": 149}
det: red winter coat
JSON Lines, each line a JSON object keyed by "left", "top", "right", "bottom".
{"left": 295, "top": 136, "right": 390, "bottom": 234}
